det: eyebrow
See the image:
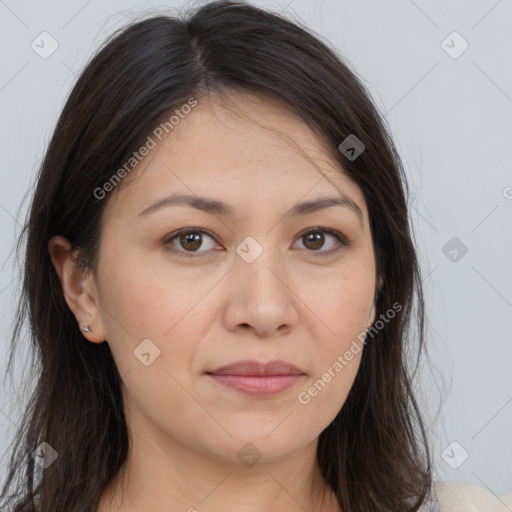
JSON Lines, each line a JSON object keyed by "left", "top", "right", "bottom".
{"left": 137, "top": 192, "right": 363, "bottom": 224}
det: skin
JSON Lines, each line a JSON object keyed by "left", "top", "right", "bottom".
{"left": 49, "top": 89, "right": 378, "bottom": 512}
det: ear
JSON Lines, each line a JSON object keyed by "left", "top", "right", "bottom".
{"left": 48, "top": 236, "right": 106, "bottom": 344}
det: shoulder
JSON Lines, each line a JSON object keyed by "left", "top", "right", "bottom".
{"left": 434, "top": 481, "right": 512, "bottom": 512}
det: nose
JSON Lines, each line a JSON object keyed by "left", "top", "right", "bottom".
{"left": 222, "top": 246, "right": 299, "bottom": 338}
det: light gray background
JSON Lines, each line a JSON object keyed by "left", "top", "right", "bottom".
{"left": 1, "top": 0, "right": 511, "bottom": 502}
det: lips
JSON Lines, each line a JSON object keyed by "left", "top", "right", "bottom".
{"left": 206, "top": 360, "right": 306, "bottom": 397}
{"left": 206, "top": 359, "right": 305, "bottom": 376}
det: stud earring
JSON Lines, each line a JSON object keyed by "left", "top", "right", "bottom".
{"left": 82, "top": 325, "right": 92, "bottom": 333}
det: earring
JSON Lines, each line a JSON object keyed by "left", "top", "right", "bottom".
{"left": 82, "top": 325, "right": 92, "bottom": 333}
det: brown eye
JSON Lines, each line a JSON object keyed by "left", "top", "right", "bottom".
{"left": 179, "top": 231, "right": 202, "bottom": 251}
{"left": 303, "top": 231, "right": 325, "bottom": 250}
{"left": 294, "top": 228, "right": 348, "bottom": 255}
{"left": 164, "top": 227, "right": 348, "bottom": 258}
{"left": 165, "top": 229, "right": 219, "bottom": 255}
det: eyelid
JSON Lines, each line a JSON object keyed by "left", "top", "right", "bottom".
{"left": 163, "top": 226, "right": 350, "bottom": 256}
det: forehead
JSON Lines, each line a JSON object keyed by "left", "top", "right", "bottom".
{"left": 103, "top": 89, "right": 367, "bottom": 221}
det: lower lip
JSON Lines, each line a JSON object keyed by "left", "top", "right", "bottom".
{"left": 207, "top": 374, "right": 304, "bottom": 397}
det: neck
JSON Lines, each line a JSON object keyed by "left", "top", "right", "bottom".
{"left": 97, "top": 430, "right": 340, "bottom": 512}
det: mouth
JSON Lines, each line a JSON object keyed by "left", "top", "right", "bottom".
{"left": 205, "top": 359, "right": 306, "bottom": 397}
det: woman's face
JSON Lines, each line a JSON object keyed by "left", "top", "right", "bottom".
{"left": 83, "top": 90, "right": 377, "bottom": 465}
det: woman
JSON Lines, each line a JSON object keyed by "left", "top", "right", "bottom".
{"left": 1, "top": 1, "right": 437, "bottom": 510}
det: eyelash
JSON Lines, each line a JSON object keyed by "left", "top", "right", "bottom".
{"left": 163, "top": 227, "right": 349, "bottom": 257}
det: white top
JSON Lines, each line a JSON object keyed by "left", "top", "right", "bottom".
{"left": 434, "top": 481, "right": 512, "bottom": 512}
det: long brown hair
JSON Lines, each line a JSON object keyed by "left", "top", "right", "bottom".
{"left": 1, "top": 1, "right": 433, "bottom": 510}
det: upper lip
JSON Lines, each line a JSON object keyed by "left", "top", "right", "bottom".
{"left": 207, "top": 359, "right": 305, "bottom": 376}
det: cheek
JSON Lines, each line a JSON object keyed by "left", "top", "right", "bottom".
{"left": 295, "top": 264, "right": 373, "bottom": 419}
{"left": 296, "top": 351, "right": 362, "bottom": 426}
{"left": 304, "top": 268, "right": 374, "bottom": 345}
{"left": 296, "top": 293, "right": 366, "bottom": 429}
{"left": 97, "top": 252, "right": 205, "bottom": 430}
{"left": 97, "top": 247, "right": 221, "bottom": 377}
